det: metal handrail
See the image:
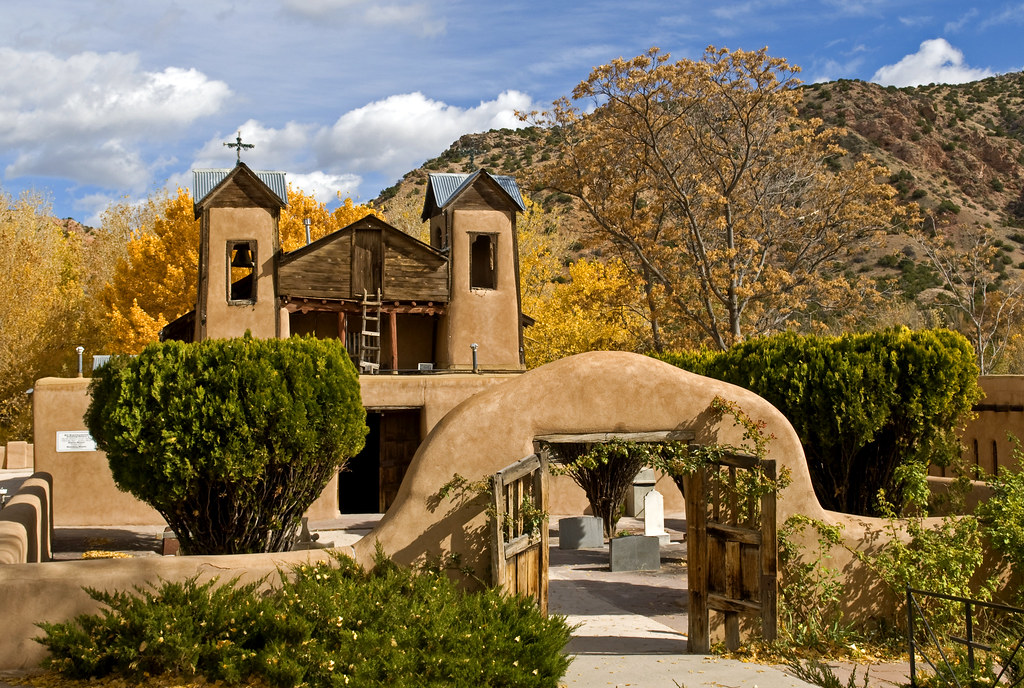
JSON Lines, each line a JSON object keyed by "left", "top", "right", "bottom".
{"left": 907, "top": 585, "right": 1024, "bottom": 687}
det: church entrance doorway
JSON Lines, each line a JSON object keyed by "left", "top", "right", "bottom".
{"left": 338, "top": 408, "right": 422, "bottom": 514}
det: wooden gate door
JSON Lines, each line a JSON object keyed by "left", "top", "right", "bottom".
{"left": 684, "top": 451, "right": 777, "bottom": 653}
{"left": 490, "top": 454, "right": 549, "bottom": 613}
{"left": 378, "top": 409, "right": 420, "bottom": 512}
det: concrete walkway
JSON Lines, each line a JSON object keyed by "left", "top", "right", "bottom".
{"left": 546, "top": 515, "right": 910, "bottom": 688}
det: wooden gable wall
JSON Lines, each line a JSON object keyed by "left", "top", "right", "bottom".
{"left": 198, "top": 168, "right": 284, "bottom": 214}
{"left": 278, "top": 222, "right": 449, "bottom": 303}
{"left": 382, "top": 231, "right": 447, "bottom": 301}
{"left": 278, "top": 231, "right": 354, "bottom": 299}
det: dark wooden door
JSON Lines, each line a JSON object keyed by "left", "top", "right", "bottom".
{"left": 351, "top": 229, "right": 382, "bottom": 298}
{"left": 378, "top": 409, "right": 420, "bottom": 512}
{"left": 685, "top": 452, "right": 777, "bottom": 653}
{"left": 491, "top": 454, "right": 549, "bottom": 613}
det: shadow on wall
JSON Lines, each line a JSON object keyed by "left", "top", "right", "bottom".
{"left": 352, "top": 351, "right": 828, "bottom": 579}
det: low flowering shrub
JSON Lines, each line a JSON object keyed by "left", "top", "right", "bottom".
{"left": 37, "top": 552, "right": 573, "bottom": 687}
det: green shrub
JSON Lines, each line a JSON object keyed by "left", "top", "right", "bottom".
{"left": 38, "top": 554, "right": 573, "bottom": 687}
{"left": 38, "top": 576, "right": 286, "bottom": 682}
{"left": 86, "top": 336, "right": 367, "bottom": 554}
{"left": 978, "top": 442, "right": 1024, "bottom": 595}
{"left": 658, "top": 329, "right": 981, "bottom": 515}
{"left": 863, "top": 507, "right": 991, "bottom": 635}
{"left": 778, "top": 516, "right": 854, "bottom": 651}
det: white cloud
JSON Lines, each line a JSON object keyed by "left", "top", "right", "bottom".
{"left": 898, "top": 15, "right": 931, "bottom": 28}
{"left": 809, "top": 55, "right": 866, "bottom": 84}
{"left": 368, "top": 4, "right": 446, "bottom": 37}
{"left": 0, "top": 47, "right": 231, "bottom": 186}
{"left": 281, "top": 0, "right": 445, "bottom": 36}
{"left": 281, "top": 0, "right": 362, "bottom": 16}
{"left": 979, "top": 3, "right": 1024, "bottom": 29}
{"left": 192, "top": 120, "right": 319, "bottom": 170}
{"left": 289, "top": 171, "right": 364, "bottom": 203}
{"left": 188, "top": 90, "right": 537, "bottom": 200}
{"left": 316, "top": 90, "right": 535, "bottom": 178}
{"left": 944, "top": 9, "right": 978, "bottom": 33}
{"left": 871, "top": 38, "right": 993, "bottom": 87}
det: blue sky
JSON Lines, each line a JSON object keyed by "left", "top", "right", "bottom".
{"left": 1, "top": 0, "right": 1021, "bottom": 224}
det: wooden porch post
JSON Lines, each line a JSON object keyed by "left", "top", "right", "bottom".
{"left": 389, "top": 310, "right": 398, "bottom": 374}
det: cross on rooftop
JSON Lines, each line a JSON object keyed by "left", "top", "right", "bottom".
{"left": 224, "top": 131, "right": 255, "bottom": 163}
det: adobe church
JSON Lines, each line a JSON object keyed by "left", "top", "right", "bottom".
{"left": 161, "top": 162, "right": 528, "bottom": 374}
{"left": 150, "top": 161, "right": 531, "bottom": 515}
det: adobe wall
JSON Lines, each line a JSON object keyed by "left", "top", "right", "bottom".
{"left": 949, "top": 375, "right": 1024, "bottom": 476}
{"left": 354, "top": 352, "right": 823, "bottom": 565}
{"left": 350, "top": 351, "right": 905, "bottom": 623}
{"left": 0, "top": 547, "right": 335, "bottom": 670}
{"left": 33, "top": 377, "right": 162, "bottom": 526}
{"left": 2, "top": 441, "right": 33, "bottom": 469}
{"left": 32, "top": 373, "right": 520, "bottom": 526}
{"left": 437, "top": 208, "right": 523, "bottom": 371}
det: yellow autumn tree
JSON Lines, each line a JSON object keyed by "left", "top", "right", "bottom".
{"left": 103, "top": 185, "right": 382, "bottom": 352}
{"left": 332, "top": 194, "right": 384, "bottom": 230}
{"left": 0, "top": 188, "right": 85, "bottom": 440}
{"left": 517, "top": 196, "right": 566, "bottom": 305}
{"left": 279, "top": 188, "right": 384, "bottom": 251}
{"left": 524, "top": 259, "right": 644, "bottom": 368}
{"left": 529, "top": 46, "right": 913, "bottom": 350}
{"left": 102, "top": 189, "right": 199, "bottom": 353}
{"left": 515, "top": 197, "right": 644, "bottom": 366}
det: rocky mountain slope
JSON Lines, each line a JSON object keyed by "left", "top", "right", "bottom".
{"left": 375, "top": 72, "right": 1024, "bottom": 293}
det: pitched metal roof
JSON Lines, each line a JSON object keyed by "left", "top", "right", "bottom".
{"left": 426, "top": 171, "right": 526, "bottom": 213}
{"left": 192, "top": 167, "right": 288, "bottom": 206}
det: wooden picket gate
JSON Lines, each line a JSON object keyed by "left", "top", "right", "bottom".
{"left": 490, "top": 453, "right": 549, "bottom": 613}
{"left": 684, "top": 451, "right": 778, "bottom": 653}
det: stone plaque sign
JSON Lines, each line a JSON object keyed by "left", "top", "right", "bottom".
{"left": 56, "top": 431, "right": 97, "bottom": 453}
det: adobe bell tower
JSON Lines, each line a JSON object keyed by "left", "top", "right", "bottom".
{"left": 422, "top": 171, "right": 526, "bottom": 371}
{"left": 192, "top": 163, "right": 287, "bottom": 341}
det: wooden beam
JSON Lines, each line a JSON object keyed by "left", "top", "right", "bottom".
{"left": 389, "top": 310, "right": 398, "bottom": 374}
{"left": 535, "top": 430, "right": 696, "bottom": 444}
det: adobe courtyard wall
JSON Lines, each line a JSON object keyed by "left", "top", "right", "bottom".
{"left": 10, "top": 351, "right": 1002, "bottom": 671}
{"left": 0, "top": 547, "right": 333, "bottom": 669}
{"left": 948, "top": 375, "right": 1024, "bottom": 477}
{"left": 31, "top": 373, "right": 522, "bottom": 526}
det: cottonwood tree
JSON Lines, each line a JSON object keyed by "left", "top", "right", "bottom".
{"left": 911, "top": 219, "right": 1024, "bottom": 374}
{"left": 103, "top": 186, "right": 380, "bottom": 353}
{"left": 0, "top": 189, "right": 84, "bottom": 440}
{"left": 515, "top": 197, "right": 645, "bottom": 366}
{"left": 102, "top": 189, "right": 200, "bottom": 353}
{"left": 279, "top": 190, "right": 384, "bottom": 251}
{"left": 528, "top": 47, "right": 910, "bottom": 351}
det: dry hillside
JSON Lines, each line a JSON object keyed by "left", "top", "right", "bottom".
{"left": 375, "top": 72, "right": 1024, "bottom": 298}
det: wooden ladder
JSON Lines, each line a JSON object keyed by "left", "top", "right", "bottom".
{"left": 359, "top": 289, "right": 382, "bottom": 374}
